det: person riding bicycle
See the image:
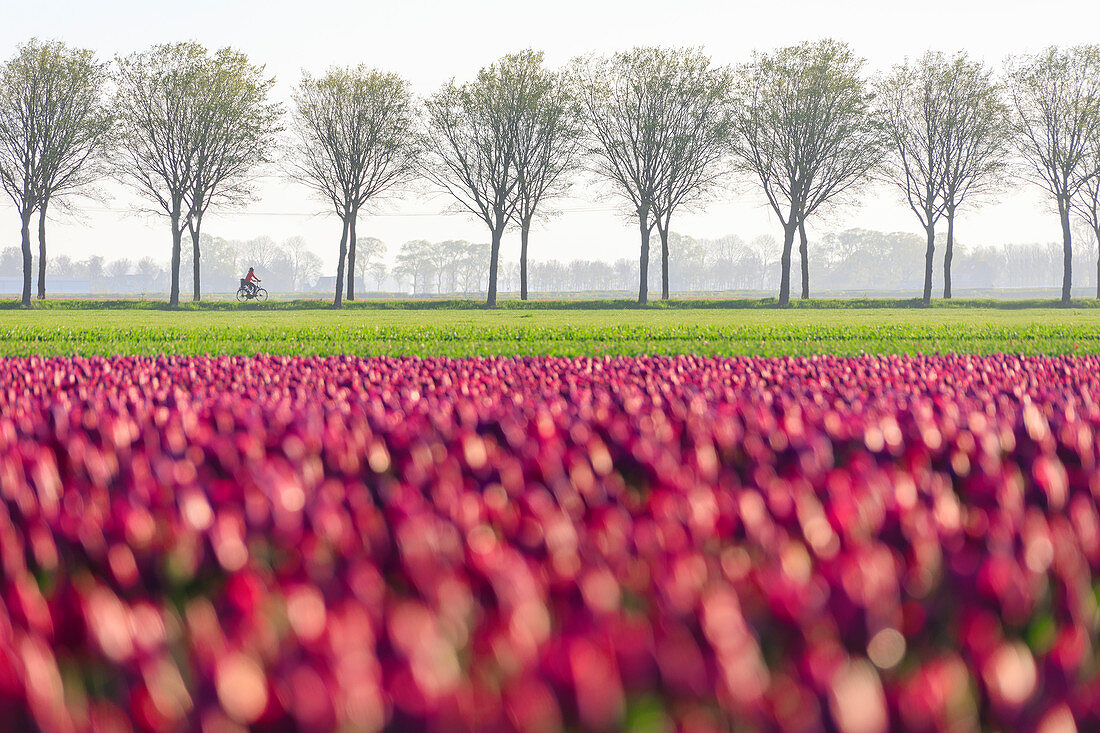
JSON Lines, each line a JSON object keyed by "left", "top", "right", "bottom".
{"left": 241, "top": 267, "right": 261, "bottom": 297}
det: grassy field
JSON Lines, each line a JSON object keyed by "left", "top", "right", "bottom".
{"left": 3, "top": 298, "right": 1100, "bottom": 356}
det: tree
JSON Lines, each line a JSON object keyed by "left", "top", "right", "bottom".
{"left": 84, "top": 255, "right": 104, "bottom": 289}
{"left": 184, "top": 48, "right": 280, "bottom": 301}
{"left": 424, "top": 240, "right": 460, "bottom": 293}
{"left": 368, "top": 262, "right": 388, "bottom": 291}
{"left": 284, "top": 236, "right": 324, "bottom": 291}
{"left": 938, "top": 54, "right": 1009, "bottom": 299}
{"left": 649, "top": 52, "right": 736, "bottom": 300}
{"left": 0, "top": 246, "right": 20, "bottom": 276}
{"left": 732, "top": 39, "right": 883, "bottom": 306}
{"left": 1073, "top": 152, "right": 1100, "bottom": 298}
{"left": 136, "top": 256, "right": 161, "bottom": 291}
{"left": 290, "top": 66, "right": 417, "bottom": 307}
{"left": 394, "top": 239, "right": 435, "bottom": 294}
{"left": 1006, "top": 45, "right": 1100, "bottom": 304}
{"left": 3, "top": 41, "right": 113, "bottom": 302}
{"left": 115, "top": 43, "right": 211, "bottom": 307}
{"left": 572, "top": 47, "right": 702, "bottom": 305}
{"left": 880, "top": 52, "right": 1010, "bottom": 303}
{"left": 0, "top": 42, "right": 46, "bottom": 306}
{"left": 509, "top": 50, "right": 581, "bottom": 301}
{"left": 352, "top": 236, "right": 387, "bottom": 286}
{"left": 422, "top": 52, "right": 544, "bottom": 306}
{"left": 879, "top": 53, "right": 954, "bottom": 305}
{"left": 240, "top": 235, "right": 279, "bottom": 271}
{"left": 106, "top": 258, "right": 131, "bottom": 282}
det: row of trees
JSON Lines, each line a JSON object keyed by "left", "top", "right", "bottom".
{"left": 4, "top": 40, "right": 1100, "bottom": 308}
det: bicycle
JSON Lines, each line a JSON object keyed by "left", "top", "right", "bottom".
{"left": 236, "top": 284, "right": 268, "bottom": 302}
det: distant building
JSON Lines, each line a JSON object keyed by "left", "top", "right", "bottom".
{"left": 0, "top": 277, "right": 91, "bottom": 295}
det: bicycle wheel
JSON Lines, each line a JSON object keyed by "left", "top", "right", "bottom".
{"left": 256, "top": 288, "right": 268, "bottom": 303}
{"left": 236, "top": 288, "right": 247, "bottom": 302}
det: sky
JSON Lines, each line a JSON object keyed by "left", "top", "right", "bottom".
{"left": 2, "top": 0, "right": 1100, "bottom": 275}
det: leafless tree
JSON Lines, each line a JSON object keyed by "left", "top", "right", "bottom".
{"left": 1073, "top": 153, "right": 1100, "bottom": 298}
{"left": 184, "top": 48, "right": 281, "bottom": 301}
{"left": 422, "top": 52, "right": 540, "bottom": 306}
{"left": 13, "top": 40, "right": 113, "bottom": 302}
{"left": 879, "top": 53, "right": 957, "bottom": 305}
{"left": 733, "top": 39, "right": 884, "bottom": 306}
{"left": 938, "top": 53, "right": 1010, "bottom": 299}
{"left": 115, "top": 42, "right": 211, "bottom": 307}
{"left": 1006, "top": 45, "right": 1100, "bottom": 304}
{"left": 368, "top": 262, "right": 388, "bottom": 291}
{"left": 284, "top": 236, "right": 323, "bottom": 291}
{"left": 509, "top": 50, "right": 581, "bottom": 300}
{"left": 352, "top": 236, "right": 387, "bottom": 286}
{"left": 649, "top": 52, "right": 736, "bottom": 300}
{"left": 289, "top": 66, "right": 418, "bottom": 307}
{"left": 0, "top": 42, "right": 46, "bottom": 306}
{"left": 573, "top": 47, "right": 721, "bottom": 305}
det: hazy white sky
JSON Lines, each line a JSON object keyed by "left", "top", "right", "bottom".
{"left": 2, "top": 0, "right": 1099, "bottom": 274}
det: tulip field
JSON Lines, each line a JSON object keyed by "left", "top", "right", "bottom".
{"left": 4, "top": 303, "right": 1100, "bottom": 732}
{"left": 1, "top": 346, "right": 1100, "bottom": 732}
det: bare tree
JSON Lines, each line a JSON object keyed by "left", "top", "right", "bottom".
{"left": 10, "top": 41, "right": 114, "bottom": 302}
{"left": 938, "top": 54, "right": 1010, "bottom": 299}
{"left": 394, "top": 239, "right": 435, "bottom": 294}
{"left": 352, "top": 236, "right": 387, "bottom": 286}
{"left": 368, "top": 262, "right": 388, "bottom": 291}
{"left": 239, "top": 235, "right": 279, "bottom": 271}
{"left": 650, "top": 52, "right": 736, "bottom": 300}
{"left": 290, "top": 66, "right": 417, "bottom": 307}
{"left": 184, "top": 48, "right": 281, "bottom": 301}
{"left": 1006, "top": 45, "right": 1100, "bottom": 304}
{"left": 106, "top": 257, "right": 131, "bottom": 281}
{"left": 115, "top": 43, "right": 212, "bottom": 307}
{"left": 422, "top": 52, "right": 541, "bottom": 307}
{"left": 572, "top": 47, "right": 705, "bottom": 305}
{"left": 284, "top": 237, "right": 323, "bottom": 291}
{"left": 1073, "top": 153, "right": 1100, "bottom": 298}
{"left": 879, "top": 53, "right": 958, "bottom": 305}
{"left": 509, "top": 50, "right": 581, "bottom": 300}
{"left": 136, "top": 256, "right": 160, "bottom": 290}
{"left": 733, "top": 40, "right": 883, "bottom": 306}
{"left": 0, "top": 42, "right": 46, "bottom": 306}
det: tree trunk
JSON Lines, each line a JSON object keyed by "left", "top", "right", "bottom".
{"left": 334, "top": 216, "right": 350, "bottom": 309}
{"left": 778, "top": 221, "right": 797, "bottom": 307}
{"left": 37, "top": 201, "right": 48, "bottom": 300}
{"left": 657, "top": 219, "right": 670, "bottom": 300}
{"left": 520, "top": 218, "right": 530, "bottom": 301}
{"left": 798, "top": 219, "right": 809, "bottom": 300}
{"left": 20, "top": 209, "right": 33, "bottom": 307}
{"left": 486, "top": 222, "right": 504, "bottom": 307}
{"left": 1095, "top": 224, "right": 1100, "bottom": 300}
{"left": 1060, "top": 201, "right": 1073, "bottom": 304}
{"left": 346, "top": 213, "right": 357, "bottom": 301}
{"left": 943, "top": 210, "right": 954, "bottom": 300}
{"left": 922, "top": 222, "right": 935, "bottom": 306}
{"left": 169, "top": 217, "right": 183, "bottom": 308}
{"left": 191, "top": 221, "right": 202, "bottom": 302}
{"left": 638, "top": 208, "right": 651, "bottom": 305}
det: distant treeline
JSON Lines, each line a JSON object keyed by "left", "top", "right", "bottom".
{"left": 6, "top": 228, "right": 1094, "bottom": 296}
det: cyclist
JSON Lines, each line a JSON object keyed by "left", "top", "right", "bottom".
{"left": 241, "top": 267, "right": 261, "bottom": 297}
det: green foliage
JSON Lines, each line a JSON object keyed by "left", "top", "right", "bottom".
{"left": 3, "top": 303, "right": 1100, "bottom": 357}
